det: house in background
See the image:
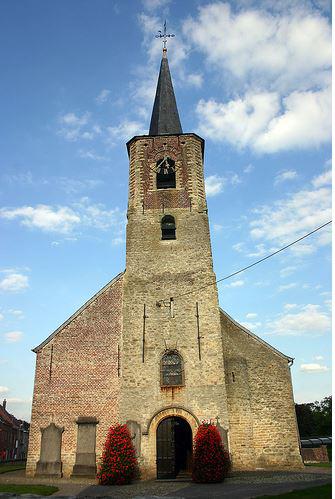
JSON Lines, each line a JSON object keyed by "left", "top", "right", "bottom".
{"left": 0, "top": 399, "right": 30, "bottom": 462}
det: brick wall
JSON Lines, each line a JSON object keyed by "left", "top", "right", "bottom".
{"left": 26, "top": 273, "right": 123, "bottom": 477}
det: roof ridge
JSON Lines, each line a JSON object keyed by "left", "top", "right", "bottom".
{"left": 219, "top": 307, "right": 293, "bottom": 363}
{"left": 32, "top": 271, "right": 125, "bottom": 353}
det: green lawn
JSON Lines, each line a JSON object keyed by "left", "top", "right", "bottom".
{"left": 0, "top": 463, "right": 26, "bottom": 474}
{"left": 0, "top": 484, "right": 58, "bottom": 496}
{"left": 305, "top": 462, "right": 332, "bottom": 468}
{"left": 257, "top": 483, "right": 331, "bottom": 498}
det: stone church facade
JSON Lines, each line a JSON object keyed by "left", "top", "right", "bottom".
{"left": 26, "top": 47, "right": 302, "bottom": 479}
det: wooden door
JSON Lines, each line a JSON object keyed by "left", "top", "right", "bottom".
{"left": 156, "top": 417, "right": 175, "bottom": 479}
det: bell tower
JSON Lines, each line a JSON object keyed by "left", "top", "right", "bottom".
{"left": 120, "top": 43, "right": 229, "bottom": 478}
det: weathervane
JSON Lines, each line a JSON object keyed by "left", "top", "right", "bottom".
{"left": 155, "top": 20, "right": 175, "bottom": 51}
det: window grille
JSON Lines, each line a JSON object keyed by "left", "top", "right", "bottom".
{"left": 161, "top": 350, "right": 184, "bottom": 386}
{"left": 161, "top": 215, "right": 176, "bottom": 240}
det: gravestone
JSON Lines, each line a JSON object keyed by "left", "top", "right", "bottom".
{"left": 216, "top": 423, "right": 229, "bottom": 451}
{"left": 71, "top": 417, "right": 98, "bottom": 477}
{"left": 36, "top": 423, "right": 64, "bottom": 477}
{"left": 126, "top": 420, "right": 141, "bottom": 456}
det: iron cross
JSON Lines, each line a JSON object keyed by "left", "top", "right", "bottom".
{"left": 155, "top": 20, "right": 175, "bottom": 49}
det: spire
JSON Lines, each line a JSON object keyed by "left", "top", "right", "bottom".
{"left": 149, "top": 23, "right": 183, "bottom": 135}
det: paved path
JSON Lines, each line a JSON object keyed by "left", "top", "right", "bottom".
{"left": 0, "top": 468, "right": 331, "bottom": 498}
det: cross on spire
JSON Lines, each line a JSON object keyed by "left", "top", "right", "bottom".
{"left": 155, "top": 20, "right": 175, "bottom": 54}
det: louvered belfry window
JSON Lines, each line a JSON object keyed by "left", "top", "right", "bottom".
{"left": 156, "top": 157, "right": 176, "bottom": 189}
{"left": 161, "top": 350, "right": 183, "bottom": 386}
{"left": 161, "top": 215, "right": 176, "bottom": 240}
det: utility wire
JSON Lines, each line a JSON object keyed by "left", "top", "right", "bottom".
{"left": 159, "top": 220, "right": 332, "bottom": 304}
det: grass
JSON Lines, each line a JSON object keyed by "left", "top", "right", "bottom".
{"left": 305, "top": 462, "right": 332, "bottom": 468}
{"left": 257, "top": 483, "right": 331, "bottom": 498}
{"left": 0, "top": 484, "right": 58, "bottom": 496}
{"left": 0, "top": 463, "right": 26, "bottom": 474}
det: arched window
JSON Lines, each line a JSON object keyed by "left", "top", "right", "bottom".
{"left": 161, "top": 350, "right": 184, "bottom": 386}
{"left": 156, "top": 157, "right": 176, "bottom": 189}
{"left": 161, "top": 215, "right": 176, "bottom": 240}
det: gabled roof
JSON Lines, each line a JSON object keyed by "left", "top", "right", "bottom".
{"left": 32, "top": 271, "right": 124, "bottom": 353}
{"left": 149, "top": 51, "right": 183, "bottom": 136}
{"left": 220, "top": 308, "right": 294, "bottom": 364}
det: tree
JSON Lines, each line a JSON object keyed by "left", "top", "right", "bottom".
{"left": 295, "top": 396, "right": 332, "bottom": 437}
{"left": 97, "top": 424, "right": 139, "bottom": 485}
{"left": 192, "top": 422, "right": 230, "bottom": 483}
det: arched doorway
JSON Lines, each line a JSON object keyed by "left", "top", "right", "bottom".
{"left": 156, "top": 416, "right": 192, "bottom": 479}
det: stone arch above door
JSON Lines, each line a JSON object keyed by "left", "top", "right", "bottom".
{"left": 144, "top": 406, "right": 199, "bottom": 436}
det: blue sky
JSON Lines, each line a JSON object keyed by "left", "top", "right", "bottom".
{"left": 0, "top": 0, "right": 331, "bottom": 421}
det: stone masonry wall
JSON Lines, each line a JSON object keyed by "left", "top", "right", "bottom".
{"left": 121, "top": 134, "right": 229, "bottom": 478}
{"left": 220, "top": 310, "right": 303, "bottom": 469}
{"left": 26, "top": 274, "right": 123, "bottom": 477}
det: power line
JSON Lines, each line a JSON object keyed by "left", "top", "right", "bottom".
{"left": 158, "top": 220, "right": 332, "bottom": 304}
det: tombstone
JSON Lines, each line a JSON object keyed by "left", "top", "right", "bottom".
{"left": 216, "top": 423, "right": 229, "bottom": 451}
{"left": 126, "top": 420, "right": 141, "bottom": 457}
{"left": 71, "top": 417, "right": 98, "bottom": 477}
{"left": 36, "top": 423, "right": 64, "bottom": 477}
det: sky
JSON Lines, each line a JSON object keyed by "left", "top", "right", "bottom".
{"left": 0, "top": 0, "right": 331, "bottom": 422}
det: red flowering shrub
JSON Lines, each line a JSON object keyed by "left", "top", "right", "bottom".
{"left": 97, "top": 424, "right": 139, "bottom": 485}
{"left": 192, "top": 422, "right": 230, "bottom": 483}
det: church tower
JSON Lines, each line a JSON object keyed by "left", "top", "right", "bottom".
{"left": 120, "top": 45, "right": 229, "bottom": 478}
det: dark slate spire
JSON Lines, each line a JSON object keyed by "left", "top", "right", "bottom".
{"left": 149, "top": 49, "right": 183, "bottom": 135}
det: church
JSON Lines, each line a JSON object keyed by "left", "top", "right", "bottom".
{"left": 26, "top": 44, "right": 303, "bottom": 480}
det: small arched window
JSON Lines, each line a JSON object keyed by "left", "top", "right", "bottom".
{"left": 161, "top": 215, "right": 176, "bottom": 240}
{"left": 161, "top": 350, "right": 184, "bottom": 386}
{"left": 156, "top": 157, "right": 176, "bottom": 189}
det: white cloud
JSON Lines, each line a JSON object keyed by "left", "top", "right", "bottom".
{"left": 78, "top": 150, "right": 107, "bottom": 161}
{"left": 267, "top": 304, "right": 331, "bottom": 336}
{"left": 243, "top": 164, "right": 254, "bottom": 174}
{"left": 0, "top": 386, "right": 9, "bottom": 393}
{"left": 312, "top": 169, "right": 332, "bottom": 188}
{"left": 196, "top": 87, "right": 331, "bottom": 153}
{"left": 95, "top": 89, "right": 111, "bottom": 104}
{"left": 0, "top": 313, "right": 3, "bottom": 321}
{"left": 300, "top": 363, "right": 329, "bottom": 372}
{"left": 59, "top": 112, "right": 90, "bottom": 127}
{"left": 58, "top": 112, "right": 99, "bottom": 142}
{"left": 226, "top": 279, "right": 245, "bottom": 288}
{"left": 249, "top": 175, "right": 331, "bottom": 255}
{"left": 314, "top": 355, "right": 324, "bottom": 361}
{"left": 142, "top": 0, "right": 171, "bottom": 10}
{"left": 280, "top": 266, "right": 296, "bottom": 278}
{"left": 0, "top": 273, "right": 29, "bottom": 292}
{"left": 183, "top": 73, "right": 203, "bottom": 88}
{"left": 283, "top": 303, "right": 297, "bottom": 310}
{"left": 0, "top": 200, "right": 126, "bottom": 242}
{"left": 4, "top": 331, "right": 23, "bottom": 343}
{"left": 183, "top": 3, "right": 331, "bottom": 93}
{"left": 246, "top": 312, "right": 258, "bottom": 319}
{"left": 107, "top": 120, "right": 146, "bottom": 145}
{"left": 185, "top": 3, "right": 331, "bottom": 153}
{"left": 213, "top": 224, "right": 224, "bottom": 232}
{"left": 8, "top": 309, "right": 24, "bottom": 319}
{"left": 232, "top": 242, "right": 245, "bottom": 252}
{"left": 0, "top": 205, "right": 81, "bottom": 234}
{"left": 274, "top": 170, "right": 297, "bottom": 185}
{"left": 205, "top": 175, "right": 226, "bottom": 197}
{"left": 278, "top": 282, "right": 297, "bottom": 292}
